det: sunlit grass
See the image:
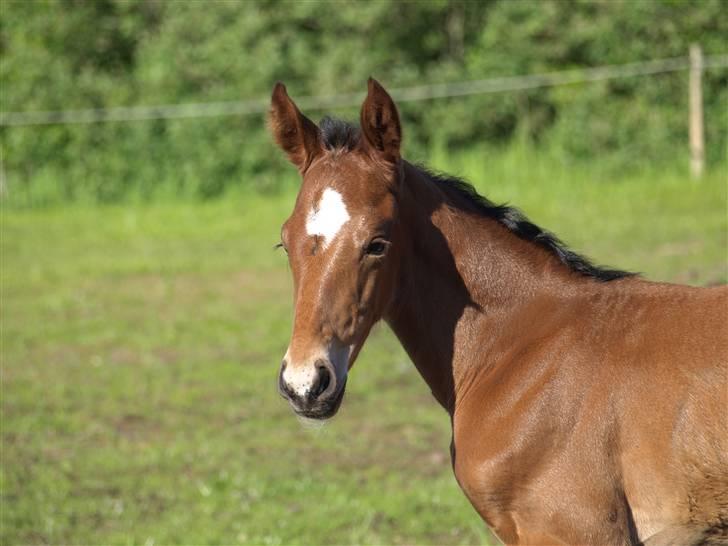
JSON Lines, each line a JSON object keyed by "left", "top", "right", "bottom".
{"left": 1, "top": 154, "right": 726, "bottom": 545}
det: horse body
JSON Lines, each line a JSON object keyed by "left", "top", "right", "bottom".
{"left": 451, "top": 285, "right": 727, "bottom": 545}
{"left": 268, "top": 79, "right": 728, "bottom": 545}
{"left": 385, "top": 161, "right": 728, "bottom": 544}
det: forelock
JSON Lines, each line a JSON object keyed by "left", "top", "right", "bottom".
{"left": 319, "top": 117, "right": 360, "bottom": 151}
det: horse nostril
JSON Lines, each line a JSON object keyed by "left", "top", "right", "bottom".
{"left": 311, "top": 361, "right": 333, "bottom": 400}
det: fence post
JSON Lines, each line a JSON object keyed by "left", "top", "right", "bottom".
{"left": 689, "top": 44, "right": 704, "bottom": 179}
{"left": 0, "top": 150, "right": 6, "bottom": 198}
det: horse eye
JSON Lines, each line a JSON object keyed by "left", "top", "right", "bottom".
{"left": 365, "top": 239, "right": 389, "bottom": 257}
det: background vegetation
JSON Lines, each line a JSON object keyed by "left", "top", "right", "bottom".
{"left": 3, "top": 162, "right": 726, "bottom": 545}
{"left": 1, "top": 0, "right": 727, "bottom": 204}
{"left": 2, "top": 1, "right": 727, "bottom": 545}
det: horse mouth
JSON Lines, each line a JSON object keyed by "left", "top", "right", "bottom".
{"left": 292, "top": 380, "right": 347, "bottom": 420}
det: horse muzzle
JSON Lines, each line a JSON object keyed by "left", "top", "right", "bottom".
{"left": 278, "top": 359, "right": 347, "bottom": 420}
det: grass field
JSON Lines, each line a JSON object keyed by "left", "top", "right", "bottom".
{"left": 2, "top": 156, "right": 726, "bottom": 545}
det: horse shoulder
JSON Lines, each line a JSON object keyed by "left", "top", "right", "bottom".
{"left": 450, "top": 330, "right": 629, "bottom": 544}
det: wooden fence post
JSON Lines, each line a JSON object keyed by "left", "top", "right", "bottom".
{"left": 689, "top": 44, "right": 705, "bottom": 179}
{"left": 0, "top": 150, "right": 6, "bottom": 198}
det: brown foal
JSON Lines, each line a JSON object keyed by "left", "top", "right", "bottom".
{"left": 269, "top": 78, "right": 728, "bottom": 545}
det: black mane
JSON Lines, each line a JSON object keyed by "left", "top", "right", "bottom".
{"left": 423, "top": 169, "right": 634, "bottom": 282}
{"left": 316, "top": 117, "right": 634, "bottom": 282}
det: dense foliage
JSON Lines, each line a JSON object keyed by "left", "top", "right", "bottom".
{"left": 1, "top": 0, "right": 726, "bottom": 203}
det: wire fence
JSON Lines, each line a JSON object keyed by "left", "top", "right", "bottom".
{"left": 2, "top": 54, "right": 727, "bottom": 127}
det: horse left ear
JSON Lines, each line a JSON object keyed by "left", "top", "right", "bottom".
{"left": 359, "top": 78, "right": 401, "bottom": 164}
{"left": 268, "top": 82, "right": 322, "bottom": 173}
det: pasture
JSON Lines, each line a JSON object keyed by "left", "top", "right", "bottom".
{"left": 2, "top": 153, "right": 726, "bottom": 545}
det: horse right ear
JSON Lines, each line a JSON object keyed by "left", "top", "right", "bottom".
{"left": 268, "top": 83, "right": 322, "bottom": 173}
{"left": 359, "top": 78, "right": 401, "bottom": 164}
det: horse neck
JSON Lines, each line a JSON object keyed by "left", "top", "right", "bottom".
{"left": 384, "top": 161, "right": 575, "bottom": 414}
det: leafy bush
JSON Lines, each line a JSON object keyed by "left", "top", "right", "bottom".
{"left": 1, "top": 0, "right": 726, "bottom": 205}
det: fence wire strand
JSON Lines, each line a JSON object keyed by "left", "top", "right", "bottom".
{"left": 2, "top": 54, "right": 727, "bottom": 127}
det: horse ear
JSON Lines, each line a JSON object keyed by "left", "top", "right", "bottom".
{"left": 359, "top": 78, "right": 401, "bottom": 163}
{"left": 268, "top": 82, "right": 322, "bottom": 172}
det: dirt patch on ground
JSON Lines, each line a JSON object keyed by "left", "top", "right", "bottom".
{"left": 655, "top": 239, "right": 704, "bottom": 257}
{"left": 671, "top": 264, "right": 727, "bottom": 286}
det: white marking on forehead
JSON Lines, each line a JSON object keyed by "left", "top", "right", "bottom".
{"left": 305, "top": 188, "right": 350, "bottom": 249}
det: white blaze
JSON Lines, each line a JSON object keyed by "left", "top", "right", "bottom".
{"left": 305, "top": 188, "right": 350, "bottom": 249}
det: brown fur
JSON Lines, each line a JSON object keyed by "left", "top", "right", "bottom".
{"left": 269, "top": 79, "right": 728, "bottom": 545}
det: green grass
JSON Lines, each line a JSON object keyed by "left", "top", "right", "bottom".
{"left": 1, "top": 157, "right": 726, "bottom": 545}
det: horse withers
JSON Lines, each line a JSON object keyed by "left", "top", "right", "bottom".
{"left": 268, "top": 78, "right": 728, "bottom": 545}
